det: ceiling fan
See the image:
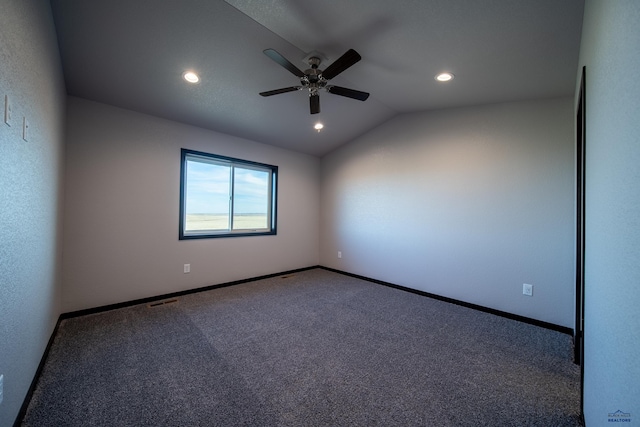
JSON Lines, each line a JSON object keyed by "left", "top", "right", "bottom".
{"left": 259, "top": 48, "right": 370, "bottom": 114}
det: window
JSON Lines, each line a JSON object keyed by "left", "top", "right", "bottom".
{"left": 179, "top": 149, "right": 277, "bottom": 239}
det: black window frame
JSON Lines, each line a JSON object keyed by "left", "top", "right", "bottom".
{"left": 179, "top": 148, "right": 278, "bottom": 240}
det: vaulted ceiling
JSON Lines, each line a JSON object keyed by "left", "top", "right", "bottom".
{"left": 50, "top": 0, "right": 584, "bottom": 156}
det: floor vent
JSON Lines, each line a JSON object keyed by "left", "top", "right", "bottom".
{"left": 148, "top": 299, "right": 178, "bottom": 308}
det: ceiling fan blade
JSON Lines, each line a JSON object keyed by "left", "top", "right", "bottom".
{"left": 321, "top": 49, "right": 362, "bottom": 80}
{"left": 263, "top": 49, "right": 305, "bottom": 78}
{"left": 310, "top": 94, "right": 320, "bottom": 114}
{"left": 260, "top": 86, "right": 302, "bottom": 97}
{"left": 326, "top": 85, "right": 370, "bottom": 101}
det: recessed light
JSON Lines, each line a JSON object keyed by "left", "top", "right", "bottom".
{"left": 435, "top": 72, "right": 454, "bottom": 82}
{"left": 314, "top": 122, "right": 324, "bottom": 132}
{"left": 183, "top": 71, "right": 200, "bottom": 83}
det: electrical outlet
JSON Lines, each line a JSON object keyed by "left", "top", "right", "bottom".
{"left": 0, "top": 374, "right": 4, "bottom": 405}
{"left": 523, "top": 283, "right": 533, "bottom": 296}
{"left": 183, "top": 264, "right": 190, "bottom": 274}
{"left": 338, "top": 251, "right": 342, "bottom": 259}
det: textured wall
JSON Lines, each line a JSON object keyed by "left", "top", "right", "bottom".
{"left": 321, "top": 98, "right": 575, "bottom": 328}
{"left": 578, "top": 0, "right": 640, "bottom": 423}
{"left": 62, "top": 97, "right": 320, "bottom": 312}
{"left": 0, "top": 0, "right": 66, "bottom": 424}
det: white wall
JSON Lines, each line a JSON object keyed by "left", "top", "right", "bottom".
{"left": 62, "top": 97, "right": 320, "bottom": 312}
{"left": 0, "top": 0, "right": 66, "bottom": 424}
{"left": 321, "top": 98, "right": 575, "bottom": 328}
{"left": 578, "top": 0, "right": 640, "bottom": 423}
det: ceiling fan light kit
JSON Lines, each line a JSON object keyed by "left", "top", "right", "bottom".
{"left": 260, "top": 48, "right": 370, "bottom": 114}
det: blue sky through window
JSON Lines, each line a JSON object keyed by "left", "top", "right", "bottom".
{"left": 233, "top": 168, "right": 269, "bottom": 215}
{"left": 185, "top": 160, "right": 269, "bottom": 214}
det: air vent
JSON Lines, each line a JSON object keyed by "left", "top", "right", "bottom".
{"left": 148, "top": 299, "right": 178, "bottom": 308}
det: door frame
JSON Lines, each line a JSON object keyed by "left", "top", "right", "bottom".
{"left": 575, "top": 66, "right": 586, "bottom": 417}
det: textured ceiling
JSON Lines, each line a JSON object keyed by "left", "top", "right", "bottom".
{"left": 50, "top": 0, "right": 584, "bottom": 156}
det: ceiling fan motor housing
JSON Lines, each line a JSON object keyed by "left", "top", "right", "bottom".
{"left": 305, "top": 57, "right": 323, "bottom": 84}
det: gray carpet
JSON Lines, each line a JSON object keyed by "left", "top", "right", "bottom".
{"left": 22, "top": 268, "right": 582, "bottom": 426}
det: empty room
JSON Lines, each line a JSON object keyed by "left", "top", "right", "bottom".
{"left": 1, "top": 0, "right": 638, "bottom": 426}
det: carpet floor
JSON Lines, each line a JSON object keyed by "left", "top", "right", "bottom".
{"left": 22, "top": 268, "right": 582, "bottom": 426}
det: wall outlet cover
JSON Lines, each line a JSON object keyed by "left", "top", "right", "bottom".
{"left": 523, "top": 283, "right": 533, "bottom": 296}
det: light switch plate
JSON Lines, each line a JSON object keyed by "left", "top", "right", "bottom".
{"left": 4, "top": 95, "right": 12, "bottom": 126}
{"left": 23, "top": 117, "right": 29, "bottom": 141}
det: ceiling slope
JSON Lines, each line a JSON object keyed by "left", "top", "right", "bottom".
{"left": 51, "top": 0, "right": 584, "bottom": 156}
